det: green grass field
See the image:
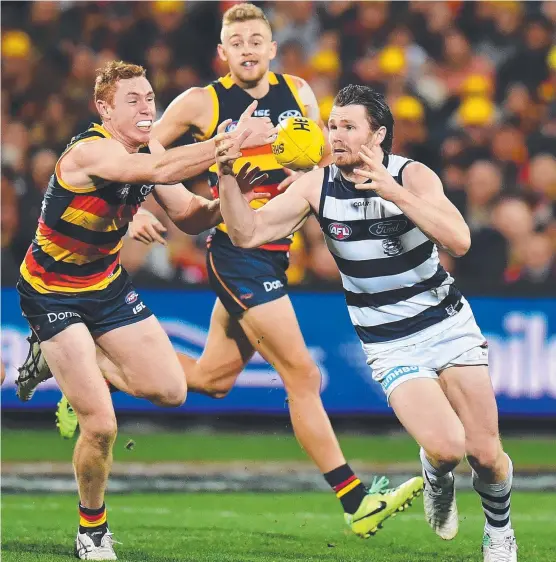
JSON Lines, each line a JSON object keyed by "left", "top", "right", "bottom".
{"left": 3, "top": 430, "right": 554, "bottom": 560}
{"left": 3, "top": 429, "right": 555, "bottom": 468}
{"left": 2, "top": 492, "right": 553, "bottom": 561}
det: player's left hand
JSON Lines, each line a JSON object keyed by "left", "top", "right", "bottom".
{"left": 353, "top": 145, "right": 402, "bottom": 201}
{"left": 236, "top": 163, "right": 270, "bottom": 202}
{"left": 129, "top": 212, "right": 167, "bottom": 246}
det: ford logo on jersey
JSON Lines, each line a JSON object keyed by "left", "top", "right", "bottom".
{"left": 225, "top": 121, "right": 238, "bottom": 133}
{"left": 328, "top": 222, "right": 352, "bottom": 240}
{"left": 278, "top": 109, "right": 302, "bottom": 122}
{"left": 369, "top": 218, "right": 408, "bottom": 237}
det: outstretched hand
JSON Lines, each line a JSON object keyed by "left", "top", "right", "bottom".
{"left": 236, "top": 162, "right": 270, "bottom": 202}
{"left": 353, "top": 145, "right": 401, "bottom": 201}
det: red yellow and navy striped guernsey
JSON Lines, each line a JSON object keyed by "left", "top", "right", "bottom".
{"left": 20, "top": 123, "right": 155, "bottom": 294}
{"left": 195, "top": 72, "right": 307, "bottom": 251}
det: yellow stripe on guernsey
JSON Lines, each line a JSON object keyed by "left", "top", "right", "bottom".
{"left": 54, "top": 124, "right": 111, "bottom": 194}
{"left": 196, "top": 85, "right": 220, "bottom": 141}
{"left": 60, "top": 207, "right": 129, "bottom": 232}
{"left": 19, "top": 263, "right": 122, "bottom": 294}
{"left": 35, "top": 231, "right": 122, "bottom": 265}
{"left": 336, "top": 479, "right": 362, "bottom": 499}
{"left": 283, "top": 74, "right": 308, "bottom": 117}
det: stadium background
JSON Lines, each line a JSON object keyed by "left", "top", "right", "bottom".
{"left": 1, "top": 2, "right": 556, "bottom": 561}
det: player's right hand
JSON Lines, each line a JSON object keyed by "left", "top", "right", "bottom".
{"left": 129, "top": 213, "right": 167, "bottom": 245}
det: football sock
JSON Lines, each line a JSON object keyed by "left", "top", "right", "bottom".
{"left": 473, "top": 454, "right": 513, "bottom": 535}
{"left": 324, "top": 463, "right": 367, "bottom": 514}
{"left": 79, "top": 502, "right": 108, "bottom": 535}
{"left": 420, "top": 447, "right": 453, "bottom": 484}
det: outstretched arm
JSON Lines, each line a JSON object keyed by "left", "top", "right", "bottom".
{"left": 219, "top": 169, "right": 313, "bottom": 248}
{"left": 64, "top": 103, "right": 275, "bottom": 188}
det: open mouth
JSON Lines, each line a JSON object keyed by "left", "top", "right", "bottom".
{"left": 136, "top": 120, "right": 152, "bottom": 131}
{"left": 333, "top": 148, "right": 348, "bottom": 154}
{"left": 241, "top": 60, "right": 258, "bottom": 68}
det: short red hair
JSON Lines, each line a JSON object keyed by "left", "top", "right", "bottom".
{"left": 94, "top": 60, "right": 146, "bottom": 105}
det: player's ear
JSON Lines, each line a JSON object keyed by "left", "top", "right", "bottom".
{"left": 373, "top": 126, "right": 387, "bottom": 147}
{"left": 96, "top": 100, "right": 110, "bottom": 121}
{"left": 269, "top": 41, "right": 277, "bottom": 61}
{"left": 217, "top": 44, "right": 228, "bottom": 63}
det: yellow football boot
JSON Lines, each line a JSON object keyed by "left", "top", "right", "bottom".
{"left": 56, "top": 394, "right": 79, "bottom": 439}
{"left": 345, "top": 475, "right": 424, "bottom": 538}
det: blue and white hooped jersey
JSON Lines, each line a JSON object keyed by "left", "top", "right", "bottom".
{"left": 316, "top": 155, "right": 463, "bottom": 344}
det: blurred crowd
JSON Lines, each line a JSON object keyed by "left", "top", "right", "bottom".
{"left": 2, "top": 1, "right": 556, "bottom": 292}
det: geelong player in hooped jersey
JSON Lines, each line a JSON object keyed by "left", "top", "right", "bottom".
{"left": 216, "top": 84, "right": 518, "bottom": 562}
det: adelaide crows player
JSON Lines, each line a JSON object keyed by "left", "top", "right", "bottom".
{"left": 15, "top": 60, "right": 274, "bottom": 560}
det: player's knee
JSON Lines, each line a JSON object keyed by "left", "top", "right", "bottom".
{"left": 80, "top": 414, "right": 118, "bottom": 453}
{"left": 466, "top": 437, "right": 503, "bottom": 472}
{"left": 280, "top": 360, "right": 322, "bottom": 396}
{"left": 153, "top": 380, "right": 187, "bottom": 408}
{"left": 426, "top": 433, "right": 466, "bottom": 468}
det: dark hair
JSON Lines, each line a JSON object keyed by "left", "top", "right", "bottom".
{"left": 333, "top": 84, "right": 394, "bottom": 153}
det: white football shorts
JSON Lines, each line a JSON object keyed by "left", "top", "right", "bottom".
{"left": 361, "top": 302, "right": 489, "bottom": 400}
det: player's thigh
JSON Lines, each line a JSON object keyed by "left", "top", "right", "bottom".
{"left": 238, "top": 295, "right": 320, "bottom": 392}
{"left": 439, "top": 365, "right": 501, "bottom": 460}
{"left": 197, "top": 298, "right": 254, "bottom": 381}
{"left": 95, "top": 315, "right": 186, "bottom": 405}
{"left": 389, "top": 378, "right": 466, "bottom": 463}
{"left": 41, "top": 323, "right": 115, "bottom": 431}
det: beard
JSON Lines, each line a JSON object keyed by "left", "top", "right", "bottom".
{"left": 333, "top": 150, "right": 364, "bottom": 171}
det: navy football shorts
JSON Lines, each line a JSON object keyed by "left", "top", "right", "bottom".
{"left": 17, "top": 268, "right": 153, "bottom": 342}
{"left": 206, "top": 230, "right": 289, "bottom": 317}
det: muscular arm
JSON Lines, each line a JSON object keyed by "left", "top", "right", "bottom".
{"left": 151, "top": 87, "right": 209, "bottom": 148}
{"left": 152, "top": 186, "right": 221, "bottom": 235}
{"left": 394, "top": 163, "right": 471, "bottom": 257}
{"left": 68, "top": 136, "right": 219, "bottom": 186}
{"left": 219, "top": 168, "right": 321, "bottom": 248}
{"left": 147, "top": 139, "right": 221, "bottom": 234}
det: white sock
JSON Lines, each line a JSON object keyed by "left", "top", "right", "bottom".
{"left": 420, "top": 447, "right": 453, "bottom": 484}
{"left": 473, "top": 454, "right": 513, "bottom": 535}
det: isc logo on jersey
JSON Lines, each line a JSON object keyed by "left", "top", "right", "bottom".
{"left": 328, "top": 222, "right": 352, "bottom": 240}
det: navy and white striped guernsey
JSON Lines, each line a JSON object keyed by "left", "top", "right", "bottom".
{"left": 316, "top": 154, "right": 463, "bottom": 344}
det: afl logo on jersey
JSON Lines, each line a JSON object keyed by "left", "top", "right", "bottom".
{"left": 225, "top": 121, "right": 239, "bottom": 133}
{"left": 369, "top": 218, "right": 408, "bottom": 238}
{"left": 328, "top": 222, "right": 352, "bottom": 240}
{"left": 278, "top": 109, "right": 302, "bottom": 122}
